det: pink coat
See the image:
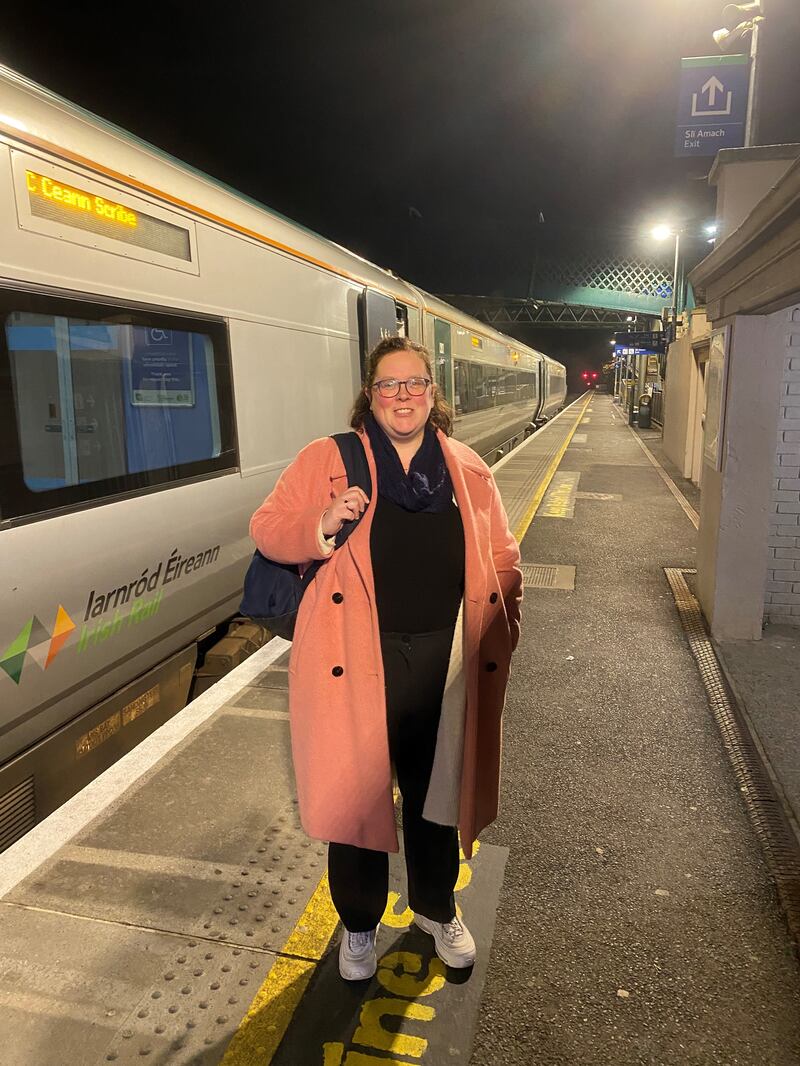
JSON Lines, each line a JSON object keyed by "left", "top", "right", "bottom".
{"left": 249, "top": 427, "right": 522, "bottom": 859}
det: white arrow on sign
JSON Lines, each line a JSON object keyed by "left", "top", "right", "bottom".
{"left": 691, "top": 73, "right": 733, "bottom": 118}
{"left": 702, "top": 75, "right": 725, "bottom": 106}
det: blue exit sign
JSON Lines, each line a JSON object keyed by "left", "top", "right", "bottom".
{"left": 676, "top": 55, "right": 750, "bottom": 157}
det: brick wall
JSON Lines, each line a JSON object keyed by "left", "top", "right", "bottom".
{"left": 765, "top": 305, "right": 800, "bottom": 625}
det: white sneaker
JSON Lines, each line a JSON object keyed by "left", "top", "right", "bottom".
{"left": 414, "top": 913, "right": 476, "bottom": 968}
{"left": 338, "top": 926, "right": 378, "bottom": 981}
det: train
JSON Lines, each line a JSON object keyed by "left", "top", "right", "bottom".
{"left": 0, "top": 64, "right": 567, "bottom": 850}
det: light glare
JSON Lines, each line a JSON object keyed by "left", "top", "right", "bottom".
{"left": 651, "top": 224, "right": 672, "bottom": 241}
{"left": 0, "top": 113, "right": 28, "bottom": 133}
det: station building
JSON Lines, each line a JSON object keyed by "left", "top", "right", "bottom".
{"left": 662, "top": 144, "right": 800, "bottom": 640}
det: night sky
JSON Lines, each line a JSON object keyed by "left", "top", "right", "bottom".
{"left": 2, "top": 1, "right": 799, "bottom": 379}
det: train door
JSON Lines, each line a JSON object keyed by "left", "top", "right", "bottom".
{"left": 433, "top": 317, "right": 453, "bottom": 403}
{"left": 358, "top": 288, "right": 404, "bottom": 380}
{"left": 537, "top": 359, "right": 548, "bottom": 420}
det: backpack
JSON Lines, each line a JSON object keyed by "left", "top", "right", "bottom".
{"left": 239, "top": 432, "right": 371, "bottom": 639}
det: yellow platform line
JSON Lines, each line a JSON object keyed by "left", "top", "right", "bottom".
{"left": 513, "top": 394, "right": 593, "bottom": 543}
{"left": 221, "top": 872, "right": 340, "bottom": 1066}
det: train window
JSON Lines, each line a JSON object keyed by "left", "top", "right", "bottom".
{"left": 497, "top": 369, "right": 517, "bottom": 406}
{"left": 453, "top": 361, "right": 540, "bottom": 415}
{"left": 0, "top": 290, "right": 236, "bottom": 523}
{"left": 517, "top": 371, "right": 534, "bottom": 402}
{"left": 469, "top": 363, "right": 491, "bottom": 411}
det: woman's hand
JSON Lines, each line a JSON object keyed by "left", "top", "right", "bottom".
{"left": 321, "top": 487, "right": 370, "bottom": 537}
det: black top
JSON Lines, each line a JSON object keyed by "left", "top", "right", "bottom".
{"left": 370, "top": 494, "right": 465, "bottom": 634}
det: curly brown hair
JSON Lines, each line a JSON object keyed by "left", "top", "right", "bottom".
{"left": 349, "top": 336, "right": 454, "bottom": 436}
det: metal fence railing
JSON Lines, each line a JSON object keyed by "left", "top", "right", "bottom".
{"left": 651, "top": 389, "right": 664, "bottom": 426}
{"left": 615, "top": 384, "right": 664, "bottom": 427}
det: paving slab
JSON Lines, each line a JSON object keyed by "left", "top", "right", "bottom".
{"left": 0, "top": 904, "right": 280, "bottom": 1066}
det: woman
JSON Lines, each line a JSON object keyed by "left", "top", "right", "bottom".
{"left": 249, "top": 336, "right": 522, "bottom": 981}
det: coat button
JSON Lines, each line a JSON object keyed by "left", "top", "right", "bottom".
{"left": 332, "top": 592, "right": 344, "bottom": 604}
{"left": 489, "top": 592, "right": 498, "bottom": 604}
{"left": 331, "top": 665, "right": 344, "bottom": 677}
{"left": 486, "top": 661, "right": 497, "bottom": 672}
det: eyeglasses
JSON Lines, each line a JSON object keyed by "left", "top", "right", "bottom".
{"left": 370, "top": 376, "right": 431, "bottom": 398}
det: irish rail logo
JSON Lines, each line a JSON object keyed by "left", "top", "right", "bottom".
{"left": 0, "top": 607, "right": 76, "bottom": 685}
{"left": 1, "top": 543, "right": 222, "bottom": 686}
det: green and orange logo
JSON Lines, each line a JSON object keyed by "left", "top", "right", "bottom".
{"left": 0, "top": 606, "right": 76, "bottom": 685}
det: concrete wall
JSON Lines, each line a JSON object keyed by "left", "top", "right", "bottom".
{"left": 696, "top": 315, "right": 785, "bottom": 640}
{"left": 711, "top": 146, "right": 800, "bottom": 242}
{"left": 716, "top": 160, "right": 797, "bottom": 240}
{"left": 689, "top": 154, "right": 800, "bottom": 641}
{"left": 663, "top": 333, "right": 692, "bottom": 475}
{"left": 662, "top": 311, "right": 709, "bottom": 481}
{"left": 765, "top": 305, "right": 800, "bottom": 625}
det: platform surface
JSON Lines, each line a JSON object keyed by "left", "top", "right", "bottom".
{"left": 2, "top": 393, "right": 800, "bottom": 1065}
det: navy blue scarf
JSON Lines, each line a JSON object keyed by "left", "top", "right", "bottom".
{"left": 363, "top": 413, "right": 453, "bottom": 514}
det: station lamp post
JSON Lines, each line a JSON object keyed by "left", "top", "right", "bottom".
{"left": 650, "top": 224, "right": 681, "bottom": 340}
{"left": 609, "top": 338, "right": 623, "bottom": 401}
{"left": 648, "top": 220, "right": 719, "bottom": 339}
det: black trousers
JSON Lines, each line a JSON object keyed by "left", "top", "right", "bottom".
{"left": 328, "top": 627, "right": 461, "bottom": 932}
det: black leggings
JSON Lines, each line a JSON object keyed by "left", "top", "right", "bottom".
{"left": 328, "top": 627, "right": 461, "bottom": 932}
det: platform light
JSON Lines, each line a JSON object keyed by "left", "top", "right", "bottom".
{"left": 712, "top": 23, "right": 753, "bottom": 50}
{"left": 712, "top": 3, "right": 765, "bottom": 146}
{"left": 647, "top": 222, "right": 682, "bottom": 334}
{"left": 704, "top": 222, "right": 718, "bottom": 236}
{"left": 722, "top": 2, "right": 764, "bottom": 23}
{"left": 650, "top": 224, "right": 673, "bottom": 241}
{"left": 713, "top": 4, "right": 762, "bottom": 50}
{"left": 0, "top": 113, "right": 28, "bottom": 133}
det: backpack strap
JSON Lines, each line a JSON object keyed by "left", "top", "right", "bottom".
{"left": 330, "top": 431, "right": 372, "bottom": 549}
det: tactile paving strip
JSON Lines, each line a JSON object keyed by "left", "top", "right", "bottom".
{"left": 201, "top": 799, "right": 326, "bottom": 950}
{"left": 665, "top": 567, "right": 800, "bottom": 950}
{"left": 494, "top": 415, "right": 584, "bottom": 532}
{"left": 103, "top": 940, "right": 264, "bottom": 1063}
{"left": 102, "top": 799, "right": 328, "bottom": 1062}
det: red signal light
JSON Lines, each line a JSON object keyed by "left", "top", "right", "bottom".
{"left": 582, "top": 371, "right": 589, "bottom": 379}
{"left": 592, "top": 372, "right": 598, "bottom": 379}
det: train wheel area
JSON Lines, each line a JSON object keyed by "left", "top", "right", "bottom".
{"left": 2, "top": 393, "right": 800, "bottom": 1064}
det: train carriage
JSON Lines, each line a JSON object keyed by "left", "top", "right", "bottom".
{"left": 0, "top": 64, "right": 566, "bottom": 848}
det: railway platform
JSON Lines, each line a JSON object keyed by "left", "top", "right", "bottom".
{"left": 2, "top": 393, "right": 800, "bottom": 1065}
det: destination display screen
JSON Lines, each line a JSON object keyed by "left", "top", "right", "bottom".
{"left": 25, "top": 170, "right": 191, "bottom": 261}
